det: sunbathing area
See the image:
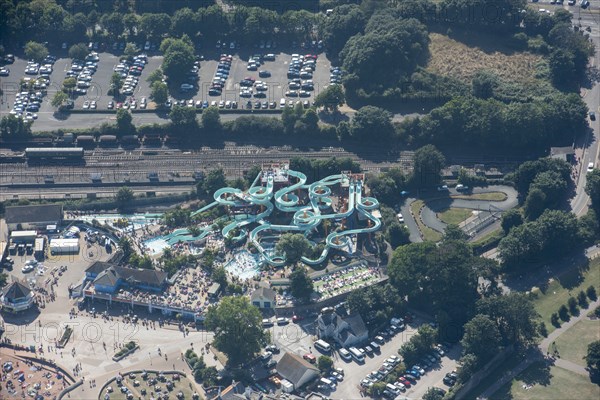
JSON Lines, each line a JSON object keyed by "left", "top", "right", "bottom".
{"left": 313, "top": 263, "right": 383, "bottom": 300}
{"left": 101, "top": 370, "right": 198, "bottom": 400}
{"left": 0, "top": 354, "right": 74, "bottom": 400}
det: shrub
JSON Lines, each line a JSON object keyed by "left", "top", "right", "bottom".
{"left": 559, "top": 304, "right": 570, "bottom": 321}
{"left": 568, "top": 297, "right": 579, "bottom": 315}
{"left": 587, "top": 285, "right": 597, "bottom": 301}
{"left": 578, "top": 290, "right": 589, "bottom": 308}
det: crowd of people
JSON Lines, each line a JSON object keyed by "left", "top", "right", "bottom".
{"left": 314, "top": 263, "right": 380, "bottom": 299}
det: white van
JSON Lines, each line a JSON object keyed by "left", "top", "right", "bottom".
{"left": 279, "top": 98, "right": 286, "bottom": 108}
{"left": 386, "top": 383, "right": 400, "bottom": 395}
{"left": 314, "top": 339, "right": 331, "bottom": 353}
{"left": 339, "top": 348, "right": 351, "bottom": 361}
{"left": 262, "top": 318, "right": 273, "bottom": 327}
{"left": 348, "top": 347, "right": 365, "bottom": 363}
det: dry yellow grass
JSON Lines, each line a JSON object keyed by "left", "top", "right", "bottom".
{"left": 427, "top": 33, "right": 543, "bottom": 84}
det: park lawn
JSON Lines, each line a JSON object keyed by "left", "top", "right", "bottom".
{"left": 555, "top": 319, "right": 600, "bottom": 367}
{"left": 411, "top": 200, "right": 442, "bottom": 242}
{"left": 529, "top": 258, "right": 600, "bottom": 334}
{"left": 427, "top": 32, "right": 543, "bottom": 84}
{"left": 490, "top": 362, "right": 600, "bottom": 400}
{"left": 437, "top": 208, "right": 473, "bottom": 225}
{"left": 450, "top": 192, "right": 508, "bottom": 201}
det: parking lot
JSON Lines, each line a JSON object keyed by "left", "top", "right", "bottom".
{"left": 2, "top": 46, "right": 333, "bottom": 120}
{"left": 152, "top": 49, "right": 332, "bottom": 108}
{"left": 258, "top": 312, "right": 460, "bottom": 399}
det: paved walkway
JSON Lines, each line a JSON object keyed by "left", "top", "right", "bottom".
{"left": 479, "top": 298, "right": 600, "bottom": 399}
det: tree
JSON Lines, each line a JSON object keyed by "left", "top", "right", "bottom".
{"left": 461, "top": 314, "right": 502, "bottom": 365}
{"left": 202, "top": 106, "right": 221, "bottom": 131}
{"left": 110, "top": 73, "right": 123, "bottom": 97}
{"left": 444, "top": 224, "right": 468, "bottom": 242}
{"left": 585, "top": 340, "right": 600, "bottom": 372}
{"left": 211, "top": 266, "right": 228, "bottom": 288}
{"left": 319, "top": 4, "right": 366, "bottom": 56}
{"left": 317, "top": 355, "right": 333, "bottom": 372}
{"left": 118, "top": 237, "right": 133, "bottom": 261}
{"left": 386, "top": 222, "right": 410, "bottom": 248}
{"left": 587, "top": 285, "right": 597, "bottom": 301}
{"left": 201, "top": 169, "right": 226, "bottom": 195}
{"left": 24, "top": 41, "right": 48, "bottom": 62}
{"left": 204, "top": 296, "right": 268, "bottom": 366}
{"left": 68, "top": 43, "right": 88, "bottom": 60}
{"left": 412, "top": 144, "right": 445, "bottom": 186}
{"left": 501, "top": 209, "right": 523, "bottom": 233}
{"left": 350, "top": 106, "right": 394, "bottom": 141}
{"left": 586, "top": 169, "right": 600, "bottom": 211}
{"left": 51, "top": 91, "right": 68, "bottom": 109}
{"left": 169, "top": 105, "right": 197, "bottom": 128}
{"left": 472, "top": 70, "right": 499, "bottom": 99}
{"left": 423, "top": 388, "right": 445, "bottom": 400}
{"left": 123, "top": 42, "right": 138, "bottom": 59}
{"left": 577, "top": 290, "right": 588, "bottom": 308}
{"left": 161, "top": 38, "right": 194, "bottom": 84}
{"left": 116, "top": 109, "right": 134, "bottom": 135}
{"left": 115, "top": 187, "right": 134, "bottom": 210}
{"left": 523, "top": 188, "right": 546, "bottom": 220}
{"left": 150, "top": 81, "right": 168, "bottom": 105}
{"left": 314, "top": 84, "right": 345, "bottom": 112}
{"left": 140, "top": 13, "right": 172, "bottom": 40}
{"left": 567, "top": 296, "right": 578, "bottom": 314}
{"left": 530, "top": 170, "right": 568, "bottom": 208}
{"left": 276, "top": 234, "right": 311, "bottom": 265}
{"left": 399, "top": 325, "right": 437, "bottom": 365}
{"left": 476, "top": 293, "right": 539, "bottom": 346}
{"left": 0, "top": 115, "right": 31, "bottom": 140}
{"left": 289, "top": 266, "right": 313, "bottom": 301}
{"left": 0, "top": 273, "right": 7, "bottom": 288}
{"left": 559, "top": 304, "right": 570, "bottom": 321}
{"left": 62, "top": 77, "right": 77, "bottom": 92}
{"left": 147, "top": 69, "right": 164, "bottom": 85}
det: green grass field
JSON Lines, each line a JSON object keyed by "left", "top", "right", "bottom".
{"left": 555, "top": 319, "right": 600, "bottom": 367}
{"left": 530, "top": 258, "right": 600, "bottom": 334}
{"left": 438, "top": 208, "right": 473, "bottom": 225}
{"left": 410, "top": 200, "right": 443, "bottom": 242}
{"left": 450, "top": 192, "right": 508, "bottom": 201}
{"left": 491, "top": 362, "right": 600, "bottom": 400}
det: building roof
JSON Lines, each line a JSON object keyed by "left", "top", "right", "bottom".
{"left": 318, "top": 312, "right": 368, "bottom": 343}
{"left": 276, "top": 352, "right": 319, "bottom": 386}
{"left": 93, "top": 268, "right": 119, "bottom": 287}
{"left": 2, "top": 281, "right": 32, "bottom": 299}
{"left": 114, "top": 266, "right": 168, "bottom": 286}
{"left": 5, "top": 204, "right": 63, "bottom": 225}
{"left": 250, "top": 287, "right": 277, "bottom": 303}
{"left": 85, "top": 261, "right": 113, "bottom": 275}
{"left": 208, "top": 283, "right": 221, "bottom": 296}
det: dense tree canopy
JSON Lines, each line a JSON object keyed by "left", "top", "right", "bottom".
{"left": 204, "top": 296, "right": 269, "bottom": 366}
{"left": 341, "top": 16, "right": 429, "bottom": 88}
{"left": 388, "top": 239, "right": 480, "bottom": 326}
{"left": 412, "top": 145, "right": 445, "bottom": 186}
{"left": 289, "top": 266, "right": 314, "bottom": 301}
{"left": 276, "top": 234, "right": 311, "bottom": 265}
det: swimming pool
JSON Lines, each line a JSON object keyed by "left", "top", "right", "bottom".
{"left": 143, "top": 237, "right": 170, "bottom": 255}
{"left": 224, "top": 250, "right": 260, "bottom": 280}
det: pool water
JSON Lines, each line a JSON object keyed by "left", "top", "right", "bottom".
{"left": 224, "top": 250, "right": 260, "bottom": 280}
{"left": 143, "top": 238, "right": 170, "bottom": 255}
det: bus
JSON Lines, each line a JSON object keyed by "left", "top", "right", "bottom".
{"left": 314, "top": 339, "right": 331, "bottom": 354}
{"left": 348, "top": 347, "right": 365, "bottom": 363}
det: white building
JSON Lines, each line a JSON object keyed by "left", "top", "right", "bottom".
{"left": 316, "top": 309, "right": 368, "bottom": 348}
{"left": 50, "top": 238, "right": 80, "bottom": 255}
{"left": 1, "top": 281, "right": 35, "bottom": 313}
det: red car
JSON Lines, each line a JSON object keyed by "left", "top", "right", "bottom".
{"left": 303, "top": 353, "right": 316, "bottom": 363}
{"left": 292, "top": 315, "right": 303, "bottom": 323}
{"left": 398, "top": 377, "right": 411, "bottom": 388}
